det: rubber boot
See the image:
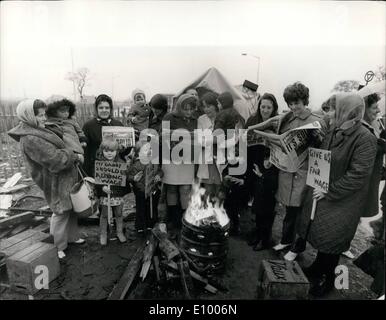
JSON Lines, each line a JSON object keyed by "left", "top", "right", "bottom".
{"left": 100, "top": 215, "right": 108, "bottom": 246}
{"left": 115, "top": 215, "right": 127, "bottom": 243}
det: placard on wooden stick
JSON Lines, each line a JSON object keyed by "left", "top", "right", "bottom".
{"left": 95, "top": 161, "right": 127, "bottom": 187}
{"left": 306, "top": 148, "right": 331, "bottom": 192}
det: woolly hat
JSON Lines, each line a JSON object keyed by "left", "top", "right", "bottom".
{"left": 132, "top": 88, "right": 146, "bottom": 101}
{"left": 175, "top": 94, "right": 197, "bottom": 114}
{"left": 149, "top": 94, "right": 168, "bottom": 111}
{"left": 217, "top": 92, "right": 234, "bottom": 109}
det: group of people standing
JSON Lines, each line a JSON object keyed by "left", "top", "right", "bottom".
{"left": 8, "top": 81, "right": 385, "bottom": 298}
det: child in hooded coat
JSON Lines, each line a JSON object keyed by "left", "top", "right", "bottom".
{"left": 45, "top": 96, "right": 87, "bottom": 155}
{"left": 127, "top": 89, "right": 152, "bottom": 133}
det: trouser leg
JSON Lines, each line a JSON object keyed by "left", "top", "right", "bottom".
{"left": 281, "top": 206, "right": 301, "bottom": 245}
{"left": 67, "top": 211, "right": 80, "bottom": 243}
{"left": 50, "top": 211, "right": 71, "bottom": 251}
{"left": 311, "top": 251, "right": 340, "bottom": 279}
{"left": 260, "top": 198, "right": 277, "bottom": 246}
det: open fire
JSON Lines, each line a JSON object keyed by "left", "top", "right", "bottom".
{"left": 183, "top": 181, "right": 230, "bottom": 228}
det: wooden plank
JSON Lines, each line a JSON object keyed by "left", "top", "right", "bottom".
{"left": 0, "top": 184, "right": 30, "bottom": 195}
{"left": 0, "top": 230, "right": 52, "bottom": 258}
{"left": 140, "top": 234, "right": 158, "bottom": 281}
{"left": 0, "top": 212, "right": 34, "bottom": 229}
{"left": 2, "top": 173, "right": 22, "bottom": 189}
{"left": 153, "top": 255, "right": 161, "bottom": 282}
{"left": 177, "top": 259, "right": 193, "bottom": 299}
{"left": 152, "top": 224, "right": 180, "bottom": 261}
{"left": 32, "top": 222, "right": 50, "bottom": 233}
{"left": 0, "top": 195, "right": 12, "bottom": 210}
{"left": 8, "top": 224, "right": 30, "bottom": 237}
{"left": 108, "top": 243, "right": 145, "bottom": 300}
{"left": 164, "top": 261, "right": 218, "bottom": 294}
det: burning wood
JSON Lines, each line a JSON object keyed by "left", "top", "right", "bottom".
{"left": 183, "top": 182, "right": 229, "bottom": 228}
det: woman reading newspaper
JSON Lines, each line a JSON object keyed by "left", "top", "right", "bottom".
{"left": 248, "top": 82, "right": 324, "bottom": 260}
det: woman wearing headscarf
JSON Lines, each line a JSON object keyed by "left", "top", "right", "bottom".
{"left": 8, "top": 99, "right": 84, "bottom": 259}
{"left": 245, "top": 93, "right": 279, "bottom": 251}
{"left": 297, "top": 93, "right": 377, "bottom": 297}
{"left": 82, "top": 94, "right": 128, "bottom": 177}
{"left": 162, "top": 94, "right": 198, "bottom": 233}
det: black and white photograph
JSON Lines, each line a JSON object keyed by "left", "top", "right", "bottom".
{"left": 0, "top": 0, "right": 384, "bottom": 308}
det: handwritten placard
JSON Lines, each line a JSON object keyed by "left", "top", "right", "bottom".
{"left": 306, "top": 148, "right": 331, "bottom": 193}
{"left": 95, "top": 161, "right": 127, "bottom": 186}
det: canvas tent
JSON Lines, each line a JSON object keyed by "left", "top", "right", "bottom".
{"left": 172, "top": 67, "right": 254, "bottom": 121}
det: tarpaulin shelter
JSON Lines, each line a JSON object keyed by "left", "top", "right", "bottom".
{"left": 172, "top": 67, "right": 254, "bottom": 121}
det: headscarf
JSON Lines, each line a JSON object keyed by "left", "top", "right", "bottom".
{"left": 175, "top": 93, "right": 197, "bottom": 116}
{"left": 16, "top": 99, "right": 39, "bottom": 128}
{"left": 334, "top": 93, "right": 365, "bottom": 130}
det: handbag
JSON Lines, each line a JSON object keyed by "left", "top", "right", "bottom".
{"left": 70, "top": 164, "right": 98, "bottom": 219}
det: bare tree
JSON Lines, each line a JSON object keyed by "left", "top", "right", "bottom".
{"left": 66, "top": 67, "right": 90, "bottom": 101}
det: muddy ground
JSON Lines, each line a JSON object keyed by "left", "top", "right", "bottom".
{"left": 0, "top": 185, "right": 380, "bottom": 300}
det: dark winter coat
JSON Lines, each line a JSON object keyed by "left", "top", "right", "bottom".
{"left": 45, "top": 117, "right": 87, "bottom": 154}
{"left": 8, "top": 122, "right": 78, "bottom": 215}
{"left": 82, "top": 117, "right": 126, "bottom": 177}
{"left": 362, "top": 121, "right": 386, "bottom": 217}
{"left": 297, "top": 122, "right": 377, "bottom": 254}
{"left": 127, "top": 156, "right": 163, "bottom": 193}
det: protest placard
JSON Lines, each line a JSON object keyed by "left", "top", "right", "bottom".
{"left": 306, "top": 148, "right": 331, "bottom": 193}
{"left": 253, "top": 121, "right": 322, "bottom": 172}
{"left": 95, "top": 161, "right": 127, "bottom": 186}
{"left": 102, "top": 126, "right": 135, "bottom": 148}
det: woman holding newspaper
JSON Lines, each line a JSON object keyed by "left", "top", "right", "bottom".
{"left": 248, "top": 82, "right": 324, "bottom": 258}
{"left": 297, "top": 93, "right": 377, "bottom": 297}
{"left": 82, "top": 94, "right": 130, "bottom": 177}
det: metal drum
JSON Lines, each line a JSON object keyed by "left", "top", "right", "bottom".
{"left": 180, "top": 217, "right": 230, "bottom": 273}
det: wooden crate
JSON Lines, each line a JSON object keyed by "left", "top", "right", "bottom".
{"left": 6, "top": 242, "right": 60, "bottom": 294}
{"left": 257, "top": 259, "right": 310, "bottom": 300}
{"left": 0, "top": 229, "right": 52, "bottom": 258}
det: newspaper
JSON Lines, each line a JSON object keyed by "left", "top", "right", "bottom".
{"left": 252, "top": 121, "right": 322, "bottom": 173}
{"left": 102, "top": 126, "right": 135, "bottom": 148}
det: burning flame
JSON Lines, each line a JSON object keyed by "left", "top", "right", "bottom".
{"left": 184, "top": 181, "right": 230, "bottom": 228}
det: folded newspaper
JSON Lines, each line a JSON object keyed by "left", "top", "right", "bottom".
{"left": 252, "top": 121, "right": 322, "bottom": 173}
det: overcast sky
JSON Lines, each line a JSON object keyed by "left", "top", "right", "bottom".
{"left": 1, "top": 0, "right": 385, "bottom": 111}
